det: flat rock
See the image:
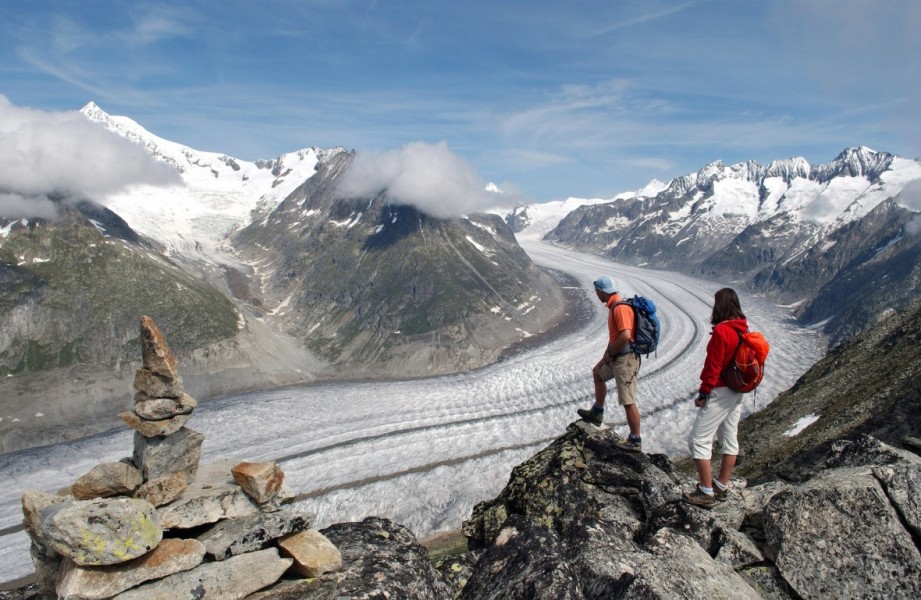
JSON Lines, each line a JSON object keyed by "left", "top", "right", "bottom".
{"left": 134, "top": 392, "right": 196, "bottom": 421}
{"left": 56, "top": 538, "right": 206, "bottom": 600}
{"left": 111, "top": 547, "right": 292, "bottom": 600}
{"left": 156, "top": 460, "right": 261, "bottom": 530}
{"left": 120, "top": 410, "right": 192, "bottom": 438}
{"left": 197, "top": 510, "right": 314, "bottom": 561}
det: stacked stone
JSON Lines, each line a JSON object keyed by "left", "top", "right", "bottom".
{"left": 19, "top": 316, "right": 343, "bottom": 600}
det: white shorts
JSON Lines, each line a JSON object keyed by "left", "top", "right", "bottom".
{"left": 688, "top": 386, "right": 744, "bottom": 460}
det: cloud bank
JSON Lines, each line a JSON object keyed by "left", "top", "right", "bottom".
{"left": 0, "top": 95, "right": 179, "bottom": 219}
{"left": 335, "top": 142, "right": 522, "bottom": 219}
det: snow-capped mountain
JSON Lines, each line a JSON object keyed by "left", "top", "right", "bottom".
{"left": 81, "top": 102, "right": 339, "bottom": 264}
{"left": 539, "top": 147, "right": 921, "bottom": 343}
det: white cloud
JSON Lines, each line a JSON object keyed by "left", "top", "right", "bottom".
{"left": 0, "top": 95, "right": 180, "bottom": 219}
{"left": 898, "top": 178, "right": 921, "bottom": 212}
{"left": 335, "top": 141, "right": 522, "bottom": 219}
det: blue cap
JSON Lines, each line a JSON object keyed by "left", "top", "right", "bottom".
{"left": 593, "top": 276, "right": 615, "bottom": 294}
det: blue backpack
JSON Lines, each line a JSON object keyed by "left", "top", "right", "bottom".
{"left": 614, "top": 296, "right": 661, "bottom": 357}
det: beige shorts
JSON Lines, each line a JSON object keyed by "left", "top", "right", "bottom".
{"left": 597, "top": 353, "right": 640, "bottom": 406}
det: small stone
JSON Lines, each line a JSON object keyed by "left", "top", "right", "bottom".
{"left": 120, "top": 410, "right": 192, "bottom": 438}
{"left": 72, "top": 461, "right": 143, "bottom": 500}
{"left": 197, "top": 511, "right": 314, "bottom": 561}
{"left": 231, "top": 461, "right": 285, "bottom": 504}
{"left": 278, "top": 529, "right": 343, "bottom": 577}
{"left": 134, "top": 392, "right": 196, "bottom": 420}
{"left": 134, "top": 368, "right": 184, "bottom": 398}
{"left": 21, "top": 490, "right": 70, "bottom": 547}
{"left": 134, "top": 472, "right": 188, "bottom": 507}
{"left": 139, "top": 316, "right": 178, "bottom": 379}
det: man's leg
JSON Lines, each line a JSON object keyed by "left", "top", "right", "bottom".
{"left": 593, "top": 368, "right": 607, "bottom": 407}
{"left": 623, "top": 403, "right": 640, "bottom": 437}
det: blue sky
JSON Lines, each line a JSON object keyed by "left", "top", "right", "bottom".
{"left": 2, "top": 0, "right": 920, "bottom": 202}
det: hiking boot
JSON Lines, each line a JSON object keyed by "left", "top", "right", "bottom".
{"left": 577, "top": 408, "right": 603, "bottom": 426}
{"left": 713, "top": 486, "right": 729, "bottom": 502}
{"left": 615, "top": 437, "right": 642, "bottom": 453}
{"left": 683, "top": 486, "right": 716, "bottom": 509}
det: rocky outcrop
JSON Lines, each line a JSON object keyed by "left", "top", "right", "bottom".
{"left": 457, "top": 421, "right": 921, "bottom": 599}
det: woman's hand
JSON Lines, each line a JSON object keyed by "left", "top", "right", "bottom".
{"left": 695, "top": 392, "right": 713, "bottom": 408}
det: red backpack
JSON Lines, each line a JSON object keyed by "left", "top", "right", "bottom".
{"left": 722, "top": 330, "right": 770, "bottom": 393}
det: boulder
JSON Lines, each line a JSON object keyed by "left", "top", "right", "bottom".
{"left": 458, "top": 514, "right": 581, "bottom": 600}
{"left": 277, "top": 529, "right": 342, "bottom": 577}
{"left": 111, "top": 547, "right": 291, "bottom": 600}
{"left": 322, "top": 517, "right": 451, "bottom": 600}
{"left": 763, "top": 466, "right": 921, "bottom": 599}
{"left": 56, "top": 538, "right": 206, "bottom": 600}
{"left": 40, "top": 497, "right": 162, "bottom": 566}
{"left": 72, "top": 461, "right": 143, "bottom": 500}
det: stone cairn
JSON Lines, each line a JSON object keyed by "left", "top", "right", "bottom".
{"left": 21, "top": 316, "right": 342, "bottom": 600}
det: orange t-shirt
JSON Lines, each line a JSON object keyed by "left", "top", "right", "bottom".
{"left": 606, "top": 294, "right": 635, "bottom": 344}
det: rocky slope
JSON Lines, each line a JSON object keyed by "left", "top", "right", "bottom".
{"left": 544, "top": 147, "right": 921, "bottom": 345}
{"left": 232, "top": 150, "right": 563, "bottom": 377}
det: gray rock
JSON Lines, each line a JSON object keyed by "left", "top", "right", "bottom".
{"left": 197, "top": 511, "right": 314, "bottom": 561}
{"left": 874, "top": 463, "right": 921, "bottom": 538}
{"left": 625, "top": 528, "right": 762, "bottom": 599}
{"left": 132, "top": 427, "right": 203, "bottom": 482}
{"left": 322, "top": 517, "right": 451, "bottom": 600}
{"left": 111, "top": 547, "right": 291, "bottom": 600}
{"left": 241, "top": 576, "right": 339, "bottom": 600}
{"left": 56, "top": 538, "right": 205, "bottom": 600}
{"left": 763, "top": 466, "right": 921, "bottom": 599}
{"left": 156, "top": 460, "right": 261, "bottom": 529}
{"left": 463, "top": 422, "right": 680, "bottom": 549}
{"left": 133, "top": 368, "right": 184, "bottom": 398}
{"left": 21, "top": 490, "right": 70, "bottom": 548}
{"left": 40, "top": 497, "right": 162, "bottom": 566}
{"left": 72, "top": 462, "right": 143, "bottom": 500}
{"left": 715, "top": 527, "right": 764, "bottom": 568}
{"left": 459, "top": 514, "right": 582, "bottom": 600}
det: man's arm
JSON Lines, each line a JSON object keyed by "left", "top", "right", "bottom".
{"left": 603, "top": 329, "right": 631, "bottom": 361}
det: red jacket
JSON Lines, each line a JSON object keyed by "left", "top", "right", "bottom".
{"left": 699, "top": 318, "right": 748, "bottom": 394}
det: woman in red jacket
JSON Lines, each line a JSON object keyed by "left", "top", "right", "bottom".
{"left": 683, "top": 287, "right": 748, "bottom": 509}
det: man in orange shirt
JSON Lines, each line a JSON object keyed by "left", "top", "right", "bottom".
{"left": 577, "top": 276, "right": 643, "bottom": 452}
